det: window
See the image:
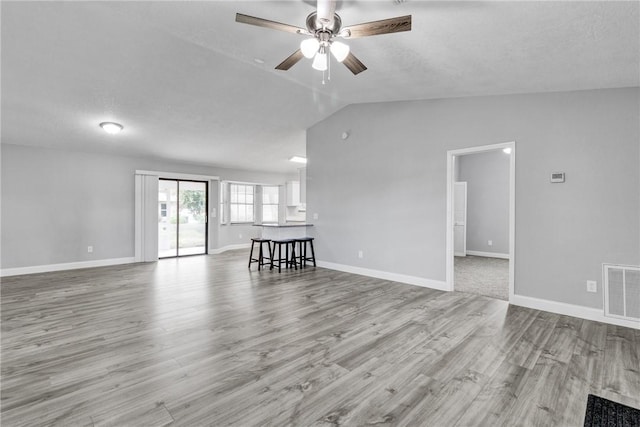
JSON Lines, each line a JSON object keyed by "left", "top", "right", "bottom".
{"left": 160, "top": 202, "right": 167, "bottom": 217}
{"left": 262, "top": 186, "right": 279, "bottom": 223}
{"left": 230, "top": 184, "right": 254, "bottom": 223}
{"left": 219, "top": 183, "right": 226, "bottom": 224}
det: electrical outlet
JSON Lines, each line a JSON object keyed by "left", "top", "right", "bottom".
{"left": 313, "top": 213, "right": 319, "bottom": 220}
{"left": 586, "top": 280, "right": 597, "bottom": 293}
{"left": 488, "top": 240, "right": 493, "bottom": 246}
{"left": 358, "top": 250, "right": 363, "bottom": 259}
{"left": 87, "top": 246, "right": 93, "bottom": 253}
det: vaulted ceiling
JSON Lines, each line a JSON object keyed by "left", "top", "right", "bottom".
{"left": 2, "top": 1, "right": 638, "bottom": 173}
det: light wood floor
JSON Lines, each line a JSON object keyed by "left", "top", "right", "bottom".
{"left": 1, "top": 251, "right": 639, "bottom": 426}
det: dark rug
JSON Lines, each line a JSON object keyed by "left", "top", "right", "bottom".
{"left": 584, "top": 394, "right": 640, "bottom": 427}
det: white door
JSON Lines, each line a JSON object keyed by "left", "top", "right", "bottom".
{"left": 454, "top": 182, "right": 467, "bottom": 256}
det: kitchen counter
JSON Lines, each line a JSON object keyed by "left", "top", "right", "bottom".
{"left": 254, "top": 223, "right": 313, "bottom": 239}
{"left": 258, "top": 223, "right": 314, "bottom": 228}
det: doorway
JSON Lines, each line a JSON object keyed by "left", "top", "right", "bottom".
{"left": 158, "top": 179, "right": 208, "bottom": 258}
{"left": 446, "top": 142, "right": 515, "bottom": 301}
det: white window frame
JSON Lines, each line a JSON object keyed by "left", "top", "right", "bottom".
{"left": 261, "top": 185, "right": 279, "bottom": 224}
{"left": 220, "top": 182, "right": 227, "bottom": 225}
{"left": 229, "top": 183, "right": 255, "bottom": 224}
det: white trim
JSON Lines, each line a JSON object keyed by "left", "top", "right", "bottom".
{"left": 222, "top": 179, "right": 280, "bottom": 186}
{"left": 465, "top": 250, "right": 510, "bottom": 259}
{"left": 136, "top": 170, "right": 219, "bottom": 181}
{"left": 134, "top": 175, "right": 143, "bottom": 261}
{"left": 317, "top": 261, "right": 449, "bottom": 292}
{"left": 511, "top": 294, "right": 639, "bottom": 330}
{"left": 209, "top": 243, "right": 252, "bottom": 254}
{"left": 453, "top": 181, "right": 467, "bottom": 256}
{"left": 0, "top": 257, "right": 136, "bottom": 277}
{"left": 446, "top": 141, "right": 516, "bottom": 301}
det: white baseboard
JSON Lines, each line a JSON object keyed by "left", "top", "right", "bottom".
{"left": 317, "top": 260, "right": 449, "bottom": 292}
{"left": 0, "top": 257, "right": 136, "bottom": 277}
{"left": 510, "top": 294, "right": 639, "bottom": 330}
{"left": 465, "top": 250, "right": 510, "bottom": 259}
{"left": 318, "top": 260, "right": 638, "bottom": 330}
{"left": 209, "top": 243, "right": 251, "bottom": 255}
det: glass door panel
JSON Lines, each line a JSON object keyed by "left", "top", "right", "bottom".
{"left": 158, "top": 179, "right": 208, "bottom": 258}
{"left": 178, "top": 180, "right": 207, "bottom": 256}
{"left": 158, "top": 179, "right": 178, "bottom": 258}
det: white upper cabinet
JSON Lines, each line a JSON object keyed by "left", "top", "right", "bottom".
{"left": 286, "top": 181, "right": 300, "bottom": 206}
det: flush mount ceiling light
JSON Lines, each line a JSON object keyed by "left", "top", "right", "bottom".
{"left": 503, "top": 147, "right": 512, "bottom": 154}
{"left": 235, "top": 0, "right": 412, "bottom": 83}
{"left": 99, "top": 122, "right": 123, "bottom": 135}
{"left": 289, "top": 156, "right": 308, "bottom": 164}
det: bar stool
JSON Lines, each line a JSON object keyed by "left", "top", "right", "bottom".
{"left": 295, "top": 237, "right": 316, "bottom": 268}
{"left": 248, "top": 238, "right": 272, "bottom": 271}
{"left": 270, "top": 239, "right": 297, "bottom": 273}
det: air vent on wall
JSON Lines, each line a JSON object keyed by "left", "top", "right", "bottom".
{"left": 603, "top": 264, "right": 640, "bottom": 321}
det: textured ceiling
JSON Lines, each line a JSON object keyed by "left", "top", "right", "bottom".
{"left": 2, "top": 1, "right": 638, "bottom": 173}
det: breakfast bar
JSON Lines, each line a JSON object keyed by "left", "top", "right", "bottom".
{"left": 255, "top": 223, "right": 314, "bottom": 240}
{"left": 249, "top": 223, "right": 316, "bottom": 272}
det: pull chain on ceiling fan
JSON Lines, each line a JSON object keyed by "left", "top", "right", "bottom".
{"left": 235, "top": 0, "right": 412, "bottom": 80}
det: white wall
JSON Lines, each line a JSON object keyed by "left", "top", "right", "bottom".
{"left": 458, "top": 150, "right": 510, "bottom": 255}
{"left": 307, "top": 87, "right": 639, "bottom": 310}
{"left": 0, "top": 144, "right": 289, "bottom": 269}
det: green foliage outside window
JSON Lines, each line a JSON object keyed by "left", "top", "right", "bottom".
{"left": 180, "top": 190, "right": 206, "bottom": 221}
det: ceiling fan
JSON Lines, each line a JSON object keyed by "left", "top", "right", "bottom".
{"left": 235, "top": 0, "right": 412, "bottom": 76}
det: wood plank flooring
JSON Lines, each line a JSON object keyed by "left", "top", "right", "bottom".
{"left": 1, "top": 250, "right": 639, "bottom": 426}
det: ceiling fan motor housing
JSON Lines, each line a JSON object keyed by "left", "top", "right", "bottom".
{"left": 306, "top": 12, "right": 342, "bottom": 36}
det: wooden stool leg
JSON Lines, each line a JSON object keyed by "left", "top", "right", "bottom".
{"left": 257, "top": 242, "right": 263, "bottom": 271}
{"left": 302, "top": 241, "right": 307, "bottom": 268}
{"left": 286, "top": 243, "right": 290, "bottom": 269}
{"left": 248, "top": 241, "right": 255, "bottom": 268}
{"left": 310, "top": 240, "right": 316, "bottom": 267}
{"left": 291, "top": 242, "right": 297, "bottom": 270}
{"left": 266, "top": 242, "right": 273, "bottom": 269}
{"left": 270, "top": 242, "right": 275, "bottom": 271}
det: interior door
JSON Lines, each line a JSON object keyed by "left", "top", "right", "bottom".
{"left": 454, "top": 181, "right": 467, "bottom": 256}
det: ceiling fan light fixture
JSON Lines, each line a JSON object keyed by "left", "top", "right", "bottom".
{"left": 312, "top": 46, "right": 328, "bottom": 71}
{"left": 330, "top": 41, "right": 350, "bottom": 62}
{"left": 300, "top": 38, "right": 320, "bottom": 58}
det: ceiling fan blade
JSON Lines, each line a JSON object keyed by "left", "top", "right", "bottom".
{"left": 342, "top": 52, "right": 367, "bottom": 75}
{"left": 341, "top": 15, "right": 412, "bottom": 39}
{"left": 235, "top": 13, "right": 309, "bottom": 35}
{"left": 275, "top": 49, "right": 305, "bottom": 71}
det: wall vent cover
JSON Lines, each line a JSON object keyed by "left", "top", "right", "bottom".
{"left": 603, "top": 264, "right": 640, "bottom": 321}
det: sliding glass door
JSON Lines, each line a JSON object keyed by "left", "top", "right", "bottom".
{"left": 158, "top": 179, "right": 208, "bottom": 258}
